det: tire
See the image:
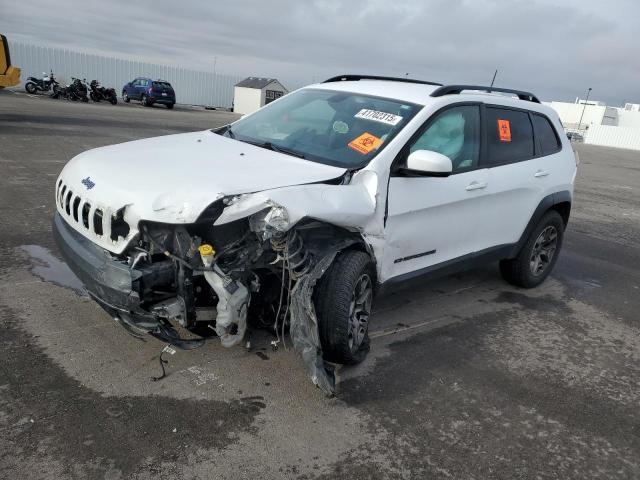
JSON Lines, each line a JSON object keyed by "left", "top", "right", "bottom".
{"left": 141, "top": 94, "right": 149, "bottom": 106}
{"left": 90, "top": 92, "right": 98, "bottom": 102}
{"left": 314, "top": 250, "right": 375, "bottom": 364}
{"left": 122, "top": 91, "right": 130, "bottom": 103}
{"left": 500, "top": 210, "right": 564, "bottom": 288}
{"left": 81, "top": 96, "right": 89, "bottom": 103}
{"left": 25, "top": 82, "right": 38, "bottom": 94}
{"left": 110, "top": 96, "right": 117, "bottom": 105}
{"left": 166, "top": 103, "right": 174, "bottom": 109}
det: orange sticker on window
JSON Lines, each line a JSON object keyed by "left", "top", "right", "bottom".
{"left": 498, "top": 119, "right": 511, "bottom": 142}
{"left": 348, "top": 132, "right": 383, "bottom": 155}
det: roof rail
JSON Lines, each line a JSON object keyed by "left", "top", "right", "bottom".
{"left": 430, "top": 85, "right": 541, "bottom": 103}
{"left": 323, "top": 74, "right": 443, "bottom": 87}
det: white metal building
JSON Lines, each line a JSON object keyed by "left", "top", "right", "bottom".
{"left": 545, "top": 100, "right": 616, "bottom": 130}
{"left": 546, "top": 98, "right": 640, "bottom": 151}
{"left": 233, "top": 77, "right": 288, "bottom": 115}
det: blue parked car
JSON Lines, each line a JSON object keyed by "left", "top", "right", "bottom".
{"left": 122, "top": 77, "right": 175, "bottom": 109}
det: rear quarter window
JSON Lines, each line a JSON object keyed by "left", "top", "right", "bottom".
{"left": 532, "top": 114, "right": 561, "bottom": 156}
{"left": 485, "top": 107, "right": 534, "bottom": 165}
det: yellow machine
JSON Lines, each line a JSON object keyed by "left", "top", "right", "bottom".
{"left": 0, "top": 34, "right": 21, "bottom": 89}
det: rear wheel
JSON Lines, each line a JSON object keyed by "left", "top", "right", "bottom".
{"left": 166, "top": 103, "right": 174, "bottom": 109}
{"left": 500, "top": 210, "right": 564, "bottom": 288}
{"left": 141, "top": 94, "right": 149, "bottom": 106}
{"left": 314, "top": 250, "right": 374, "bottom": 364}
{"left": 25, "top": 82, "right": 37, "bottom": 94}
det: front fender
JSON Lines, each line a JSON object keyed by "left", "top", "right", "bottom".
{"left": 214, "top": 170, "right": 379, "bottom": 230}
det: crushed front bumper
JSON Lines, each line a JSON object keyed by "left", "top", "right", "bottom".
{"left": 52, "top": 212, "right": 203, "bottom": 348}
{"left": 53, "top": 212, "right": 149, "bottom": 317}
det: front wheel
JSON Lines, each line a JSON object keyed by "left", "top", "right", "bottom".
{"left": 109, "top": 95, "right": 117, "bottom": 105}
{"left": 25, "top": 82, "right": 38, "bottom": 94}
{"left": 122, "top": 91, "right": 130, "bottom": 103}
{"left": 500, "top": 210, "right": 564, "bottom": 288}
{"left": 90, "top": 92, "right": 99, "bottom": 102}
{"left": 314, "top": 250, "right": 374, "bottom": 364}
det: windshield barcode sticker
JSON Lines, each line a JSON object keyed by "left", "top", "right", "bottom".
{"left": 354, "top": 109, "right": 403, "bottom": 126}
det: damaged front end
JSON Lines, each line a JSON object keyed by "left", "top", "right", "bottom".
{"left": 53, "top": 171, "right": 378, "bottom": 395}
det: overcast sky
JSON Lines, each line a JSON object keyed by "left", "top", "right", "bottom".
{"left": 1, "top": 0, "right": 638, "bottom": 105}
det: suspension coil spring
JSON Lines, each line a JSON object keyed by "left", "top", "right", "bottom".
{"left": 271, "top": 230, "right": 312, "bottom": 279}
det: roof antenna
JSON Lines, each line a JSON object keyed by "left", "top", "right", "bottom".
{"left": 490, "top": 69, "right": 498, "bottom": 89}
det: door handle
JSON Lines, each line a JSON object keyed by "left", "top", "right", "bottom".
{"left": 466, "top": 181, "right": 487, "bottom": 191}
{"left": 534, "top": 170, "right": 550, "bottom": 178}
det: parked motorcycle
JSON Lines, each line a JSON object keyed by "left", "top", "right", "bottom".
{"left": 49, "top": 83, "right": 69, "bottom": 100}
{"left": 66, "top": 77, "right": 89, "bottom": 102}
{"left": 89, "top": 79, "right": 117, "bottom": 105}
{"left": 25, "top": 70, "right": 59, "bottom": 94}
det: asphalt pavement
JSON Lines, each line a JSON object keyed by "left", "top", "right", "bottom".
{"left": 1, "top": 91, "right": 639, "bottom": 479}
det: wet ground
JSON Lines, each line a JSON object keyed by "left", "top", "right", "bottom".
{"left": 1, "top": 91, "right": 639, "bottom": 479}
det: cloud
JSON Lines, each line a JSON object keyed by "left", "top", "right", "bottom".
{"left": 1, "top": 0, "right": 638, "bottom": 104}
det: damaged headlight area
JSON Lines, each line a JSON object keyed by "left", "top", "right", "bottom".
{"left": 248, "top": 205, "right": 291, "bottom": 239}
{"left": 54, "top": 200, "right": 367, "bottom": 395}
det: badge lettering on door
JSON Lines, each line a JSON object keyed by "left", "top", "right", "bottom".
{"left": 348, "top": 132, "right": 383, "bottom": 155}
{"left": 498, "top": 119, "right": 511, "bottom": 142}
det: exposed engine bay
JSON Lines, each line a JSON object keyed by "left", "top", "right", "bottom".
{"left": 101, "top": 199, "right": 369, "bottom": 394}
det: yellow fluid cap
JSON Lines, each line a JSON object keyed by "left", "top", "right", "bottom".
{"left": 198, "top": 244, "right": 215, "bottom": 256}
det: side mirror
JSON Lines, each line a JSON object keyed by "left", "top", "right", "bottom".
{"left": 404, "top": 150, "right": 452, "bottom": 176}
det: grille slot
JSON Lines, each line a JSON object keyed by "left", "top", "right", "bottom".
{"left": 65, "top": 190, "right": 73, "bottom": 215}
{"left": 81, "top": 203, "right": 91, "bottom": 228}
{"left": 93, "top": 209, "right": 104, "bottom": 235}
{"left": 72, "top": 196, "right": 81, "bottom": 222}
{"left": 59, "top": 185, "right": 66, "bottom": 208}
{"left": 56, "top": 180, "right": 132, "bottom": 250}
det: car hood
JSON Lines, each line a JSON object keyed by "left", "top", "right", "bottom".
{"left": 57, "top": 129, "right": 347, "bottom": 225}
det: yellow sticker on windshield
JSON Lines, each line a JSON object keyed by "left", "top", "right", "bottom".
{"left": 348, "top": 132, "right": 383, "bottom": 155}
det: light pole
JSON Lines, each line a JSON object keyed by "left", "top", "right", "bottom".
{"left": 577, "top": 87, "right": 592, "bottom": 132}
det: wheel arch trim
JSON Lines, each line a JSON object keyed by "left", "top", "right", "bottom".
{"left": 509, "top": 190, "right": 572, "bottom": 259}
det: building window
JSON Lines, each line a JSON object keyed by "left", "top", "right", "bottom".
{"left": 265, "top": 90, "right": 284, "bottom": 104}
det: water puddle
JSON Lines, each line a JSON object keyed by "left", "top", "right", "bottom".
{"left": 20, "top": 245, "right": 87, "bottom": 296}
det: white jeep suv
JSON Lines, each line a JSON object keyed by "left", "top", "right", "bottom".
{"left": 53, "top": 75, "right": 577, "bottom": 393}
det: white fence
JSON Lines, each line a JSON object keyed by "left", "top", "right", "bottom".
{"left": 9, "top": 41, "right": 241, "bottom": 107}
{"left": 585, "top": 125, "right": 640, "bottom": 151}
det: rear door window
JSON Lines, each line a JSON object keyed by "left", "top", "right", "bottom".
{"left": 484, "top": 107, "right": 534, "bottom": 166}
{"left": 532, "top": 114, "right": 561, "bottom": 156}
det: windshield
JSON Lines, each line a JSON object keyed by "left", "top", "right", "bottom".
{"left": 222, "top": 88, "right": 421, "bottom": 168}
